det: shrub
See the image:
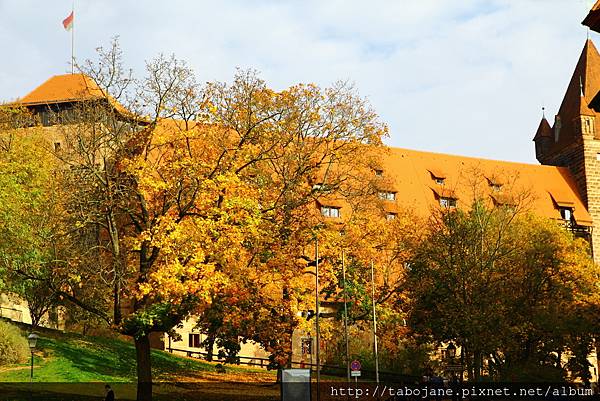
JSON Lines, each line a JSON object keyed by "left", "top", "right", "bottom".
{"left": 0, "top": 320, "right": 29, "bottom": 365}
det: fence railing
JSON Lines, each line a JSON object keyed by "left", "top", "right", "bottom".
{"left": 166, "top": 347, "right": 417, "bottom": 382}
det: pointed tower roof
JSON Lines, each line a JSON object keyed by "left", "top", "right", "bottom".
{"left": 583, "top": 0, "right": 600, "bottom": 33}
{"left": 557, "top": 40, "right": 600, "bottom": 120}
{"left": 533, "top": 116, "right": 552, "bottom": 141}
{"left": 542, "top": 39, "right": 600, "bottom": 156}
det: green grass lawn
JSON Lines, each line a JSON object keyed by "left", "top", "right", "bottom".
{"left": 0, "top": 329, "right": 254, "bottom": 382}
{"left": 0, "top": 327, "right": 280, "bottom": 400}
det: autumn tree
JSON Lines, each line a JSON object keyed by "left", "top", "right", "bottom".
{"left": 10, "top": 39, "right": 388, "bottom": 400}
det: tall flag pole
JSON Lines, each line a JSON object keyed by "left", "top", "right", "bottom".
{"left": 62, "top": 3, "right": 75, "bottom": 74}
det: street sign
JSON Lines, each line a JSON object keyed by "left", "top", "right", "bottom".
{"left": 350, "top": 360, "right": 361, "bottom": 371}
{"left": 444, "top": 364, "right": 464, "bottom": 372}
{"left": 351, "top": 370, "right": 361, "bottom": 377}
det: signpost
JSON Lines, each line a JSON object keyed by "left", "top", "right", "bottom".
{"left": 444, "top": 364, "right": 464, "bottom": 372}
{"left": 350, "top": 360, "right": 361, "bottom": 379}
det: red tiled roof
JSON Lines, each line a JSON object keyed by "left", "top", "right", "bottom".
{"left": 15, "top": 73, "right": 138, "bottom": 120}
{"left": 375, "top": 147, "right": 591, "bottom": 223}
{"left": 18, "top": 74, "right": 104, "bottom": 105}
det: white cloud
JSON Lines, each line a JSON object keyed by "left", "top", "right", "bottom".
{"left": 0, "top": 0, "right": 594, "bottom": 163}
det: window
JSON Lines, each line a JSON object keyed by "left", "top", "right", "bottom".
{"left": 301, "top": 338, "right": 313, "bottom": 355}
{"left": 54, "top": 142, "right": 62, "bottom": 152}
{"left": 440, "top": 197, "right": 457, "bottom": 208}
{"left": 312, "top": 183, "right": 323, "bottom": 190}
{"left": 435, "top": 178, "right": 445, "bottom": 185}
{"left": 378, "top": 191, "right": 396, "bottom": 201}
{"left": 321, "top": 206, "right": 340, "bottom": 218}
{"left": 490, "top": 184, "right": 502, "bottom": 192}
{"left": 374, "top": 169, "right": 383, "bottom": 177}
{"left": 559, "top": 207, "right": 573, "bottom": 221}
{"left": 188, "top": 333, "right": 201, "bottom": 348}
{"left": 386, "top": 213, "right": 397, "bottom": 221}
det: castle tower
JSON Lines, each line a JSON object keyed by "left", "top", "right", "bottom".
{"left": 534, "top": 39, "right": 600, "bottom": 261}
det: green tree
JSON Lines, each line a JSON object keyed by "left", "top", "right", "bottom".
{"left": 407, "top": 200, "right": 600, "bottom": 381}
{"left": 0, "top": 117, "right": 63, "bottom": 328}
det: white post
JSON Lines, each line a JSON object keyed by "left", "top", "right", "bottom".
{"left": 342, "top": 250, "right": 350, "bottom": 383}
{"left": 371, "top": 260, "right": 379, "bottom": 383}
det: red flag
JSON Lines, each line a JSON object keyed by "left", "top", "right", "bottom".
{"left": 62, "top": 11, "right": 74, "bottom": 31}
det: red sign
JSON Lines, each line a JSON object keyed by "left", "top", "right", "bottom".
{"left": 350, "top": 360, "right": 361, "bottom": 371}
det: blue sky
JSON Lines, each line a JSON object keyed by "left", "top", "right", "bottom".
{"left": 0, "top": 0, "right": 597, "bottom": 163}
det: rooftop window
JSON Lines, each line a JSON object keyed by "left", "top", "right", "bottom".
{"left": 321, "top": 206, "right": 340, "bottom": 218}
{"left": 559, "top": 207, "right": 573, "bottom": 222}
{"left": 440, "top": 197, "right": 457, "bottom": 208}
{"left": 378, "top": 191, "right": 396, "bottom": 201}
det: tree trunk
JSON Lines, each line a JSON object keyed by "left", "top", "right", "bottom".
{"left": 113, "top": 278, "right": 122, "bottom": 324}
{"left": 474, "top": 350, "right": 482, "bottom": 381}
{"left": 206, "top": 335, "right": 215, "bottom": 362}
{"left": 135, "top": 334, "right": 153, "bottom": 401}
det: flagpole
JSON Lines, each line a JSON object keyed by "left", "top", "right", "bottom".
{"left": 71, "top": 0, "right": 75, "bottom": 74}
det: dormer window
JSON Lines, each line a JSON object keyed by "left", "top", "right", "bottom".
{"left": 440, "top": 197, "right": 457, "bottom": 208}
{"left": 548, "top": 190, "right": 576, "bottom": 223}
{"left": 490, "top": 184, "right": 502, "bottom": 192}
{"left": 428, "top": 168, "right": 447, "bottom": 186}
{"left": 374, "top": 169, "right": 383, "bottom": 177}
{"left": 378, "top": 191, "right": 396, "bottom": 201}
{"left": 312, "top": 183, "right": 323, "bottom": 191}
{"left": 386, "top": 213, "right": 397, "bottom": 221}
{"left": 559, "top": 207, "right": 573, "bottom": 221}
{"left": 321, "top": 206, "right": 340, "bottom": 218}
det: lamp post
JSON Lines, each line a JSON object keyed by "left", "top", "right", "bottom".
{"left": 28, "top": 333, "right": 39, "bottom": 382}
{"left": 446, "top": 342, "right": 457, "bottom": 360}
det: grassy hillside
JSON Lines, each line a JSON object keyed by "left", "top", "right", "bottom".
{"left": 0, "top": 325, "right": 279, "bottom": 400}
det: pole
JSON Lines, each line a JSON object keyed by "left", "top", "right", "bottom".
{"left": 30, "top": 351, "right": 34, "bottom": 382}
{"left": 342, "top": 250, "right": 350, "bottom": 383}
{"left": 315, "top": 236, "right": 321, "bottom": 401}
{"left": 71, "top": 0, "right": 75, "bottom": 74}
{"left": 371, "top": 260, "right": 379, "bottom": 383}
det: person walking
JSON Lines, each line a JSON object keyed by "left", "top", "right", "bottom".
{"left": 104, "top": 384, "right": 115, "bottom": 401}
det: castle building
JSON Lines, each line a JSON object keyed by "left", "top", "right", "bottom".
{"left": 533, "top": 38, "right": 600, "bottom": 263}
{"left": 2, "top": 17, "right": 600, "bottom": 380}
